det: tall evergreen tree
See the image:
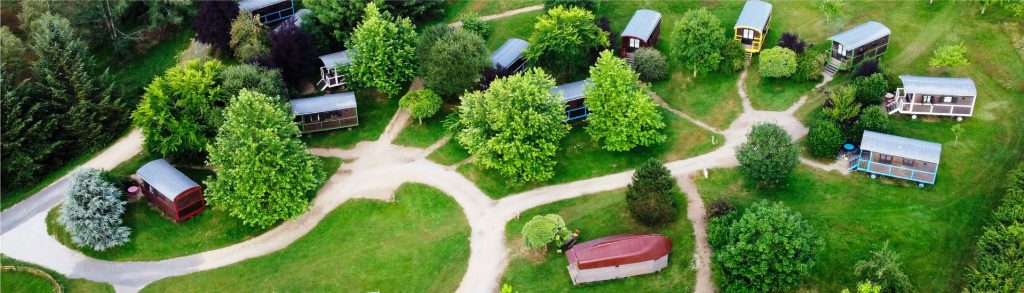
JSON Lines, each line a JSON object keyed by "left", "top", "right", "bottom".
{"left": 0, "top": 73, "right": 57, "bottom": 191}
{"left": 58, "top": 169, "right": 131, "bottom": 251}
{"left": 584, "top": 50, "right": 665, "bottom": 151}
{"left": 626, "top": 159, "right": 678, "bottom": 226}
{"left": 194, "top": 0, "right": 239, "bottom": 49}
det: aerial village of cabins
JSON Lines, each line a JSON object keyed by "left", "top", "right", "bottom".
{"left": 1, "top": 0, "right": 1022, "bottom": 292}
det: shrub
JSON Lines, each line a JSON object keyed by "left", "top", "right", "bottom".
{"left": 459, "top": 13, "right": 492, "bottom": 38}
{"left": 855, "top": 59, "right": 881, "bottom": 77}
{"left": 807, "top": 119, "right": 843, "bottom": 158}
{"left": 220, "top": 64, "right": 287, "bottom": 100}
{"left": 794, "top": 52, "right": 826, "bottom": 82}
{"left": 399, "top": 89, "right": 443, "bottom": 124}
{"left": 176, "top": 39, "right": 212, "bottom": 66}
{"left": 854, "top": 242, "right": 913, "bottom": 293}
{"left": 416, "top": 24, "right": 452, "bottom": 62}
{"left": 229, "top": 11, "right": 269, "bottom": 62}
{"left": 58, "top": 169, "right": 131, "bottom": 251}
{"left": 929, "top": 43, "right": 969, "bottom": 71}
{"left": 759, "top": 47, "right": 798, "bottom": 78}
{"left": 735, "top": 123, "right": 800, "bottom": 187}
{"left": 857, "top": 106, "right": 890, "bottom": 133}
{"left": 707, "top": 199, "right": 735, "bottom": 218}
{"left": 823, "top": 85, "right": 861, "bottom": 125}
{"left": 421, "top": 28, "right": 491, "bottom": 98}
{"left": 965, "top": 162, "right": 1024, "bottom": 292}
{"left": 854, "top": 73, "right": 889, "bottom": 105}
{"left": 544, "top": 0, "right": 597, "bottom": 11}
{"left": 718, "top": 39, "right": 746, "bottom": 73}
{"left": 778, "top": 32, "right": 807, "bottom": 54}
{"left": 626, "top": 160, "right": 678, "bottom": 226}
{"left": 632, "top": 48, "right": 669, "bottom": 81}
{"left": 521, "top": 214, "right": 570, "bottom": 249}
{"left": 711, "top": 200, "right": 823, "bottom": 292}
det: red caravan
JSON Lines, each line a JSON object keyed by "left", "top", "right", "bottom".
{"left": 565, "top": 234, "right": 672, "bottom": 284}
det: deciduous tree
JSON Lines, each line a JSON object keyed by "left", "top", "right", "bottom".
{"left": 735, "top": 123, "right": 800, "bottom": 187}
{"left": 544, "top": 0, "right": 597, "bottom": 11}
{"left": 421, "top": 28, "right": 491, "bottom": 98}
{"left": 194, "top": 0, "right": 239, "bottom": 49}
{"left": 230, "top": 11, "right": 269, "bottom": 62}
{"left": 854, "top": 73, "right": 889, "bottom": 105}
{"left": 348, "top": 2, "right": 418, "bottom": 97}
{"left": 818, "top": 0, "right": 845, "bottom": 21}
{"left": 856, "top": 106, "right": 890, "bottom": 133}
{"left": 524, "top": 6, "right": 608, "bottom": 78}
{"left": 133, "top": 60, "right": 226, "bottom": 159}
{"left": 585, "top": 50, "right": 665, "bottom": 151}
{"left": 459, "top": 13, "right": 492, "bottom": 38}
{"left": 929, "top": 43, "right": 969, "bottom": 71}
{"left": 794, "top": 52, "right": 825, "bottom": 82}
{"left": 778, "top": 32, "right": 807, "bottom": 54}
{"left": 400, "top": 89, "right": 443, "bottom": 124}
{"left": 205, "top": 90, "right": 326, "bottom": 228}
{"left": 719, "top": 39, "right": 746, "bottom": 73}
{"left": 854, "top": 242, "right": 913, "bottom": 293}
{"left": 823, "top": 85, "right": 861, "bottom": 125}
{"left": 951, "top": 124, "right": 965, "bottom": 147}
{"left": 266, "top": 21, "right": 318, "bottom": 87}
{"left": 626, "top": 159, "right": 678, "bottom": 226}
{"left": 670, "top": 9, "right": 725, "bottom": 77}
{"left": 220, "top": 63, "right": 287, "bottom": 99}
{"left": 759, "top": 47, "right": 798, "bottom": 78}
{"left": 58, "top": 169, "right": 131, "bottom": 251}
{"left": 807, "top": 119, "right": 843, "bottom": 158}
{"left": 520, "top": 214, "right": 570, "bottom": 249}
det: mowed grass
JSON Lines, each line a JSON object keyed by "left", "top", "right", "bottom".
{"left": 485, "top": 10, "right": 543, "bottom": 50}
{"left": 393, "top": 107, "right": 452, "bottom": 148}
{"left": 303, "top": 91, "right": 401, "bottom": 149}
{"left": 502, "top": 189, "right": 695, "bottom": 292}
{"left": 142, "top": 183, "right": 471, "bottom": 292}
{"left": 744, "top": 55, "right": 820, "bottom": 111}
{"left": 651, "top": 71, "right": 741, "bottom": 129}
{"left": 441, "top": 0, "right": 543, "bottom": 24}
{"left": 427, "top": 140, "right": 472, "bottom": 166}
{"left": 459, "top": 109, "right": 721, "bottom": 198}
{"left": 1, "top": 255, "right": 114, "bottom": 293}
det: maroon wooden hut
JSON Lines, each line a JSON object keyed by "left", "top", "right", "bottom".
{"left": 136, "top": 159, "right": 205, "bottom": 222}
{"left": 566, "top": 234, "right": 672, "bottom": 284}
{"left": 620, "top": 9, "right": 662, "bottom": 58}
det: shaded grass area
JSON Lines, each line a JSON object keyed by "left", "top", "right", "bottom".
{"left": 502, "top": 189, "right": 695, "bottom": 292}
{"left": 744, "top": 55, "right": 820, "bottom": 111}
{"left": 441, "top": 0, "right": 543, "bottom": 24}
{"left": 427, "top": 140, "right": 472, "bottom": 166}
{"left": 1, "top": 255, "right": 114, "bottom": 293}
{"left": 393, "top": 107, "right": 452, "bottom": 148}
{"left": 303, "top": 92, "right": 401, "bottom": 149}
{"left": 459, "top": 109, "right": 721, "bottom": 198}
{"left": 651, "top": 71, "right": 741, "bottom": 129}
{"left": 142, "top": 183, "right": 470, "bottom": 292}
{"left": 485, "top": 10, "right": 543, "bottom": 50}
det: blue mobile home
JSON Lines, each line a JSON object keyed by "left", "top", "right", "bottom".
{"left": 849, "top": 131, "right": 942, "bottom": 186}
{"left": 550, "top": 80, "right": 592, "bottom": 122}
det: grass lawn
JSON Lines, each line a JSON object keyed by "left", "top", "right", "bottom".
{"left": 141, "top": 183, "right": 470, "bottom": 292}
{"left": 744, "top": 55, "right": 820, "bottom": 111}
{"left": 651, "top": 71, "right": 742, "bottom": 129}
{"left": 441, "top": 0, "right": 543, "bottom": 24}
{"left": 1, "top": 255, "right": 114, "bottom": 293}
{"left": 45, "top": 154, "right": 342, "bottom": 261}
{"left": 459, "top": 109, "right": 721, "bottom": 198}
{"left": 393, "top": 107, "right": 452, "bottom": 148}
{"left": 485, "top": 10, "right": 544, "bottom": 50}
{"left": 427, "top": 140, "right": 472, "bottom": 166}
{"left": 303, "top": 91, "right": 401, "bottom": 149}
{"left": 502, "top": 189, "right": 695, "bottom": 292}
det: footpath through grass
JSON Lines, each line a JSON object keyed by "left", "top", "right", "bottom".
{"left": 303, "top": 91, "right": 401, "bottom": 149}
{"left": 1, "top": 255, "right": 114, "bottom": 293}
{"left": 502, "top": 188, "right": 695, "bottom": 291}
{"left": 393, "top": 107, "right": 452, "bottom": 148}
{"left": 441, "top": 0, "right": 542, "bottom": 24}
{"left": 142, "top": 183, "right": 470, "bottom": 292}
{"left": 744, "top": 55, "right": 820, "bottom": 111}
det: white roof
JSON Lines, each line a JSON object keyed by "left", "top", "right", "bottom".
{"left": 861, "top": 131, "right": 942, "bottom": 163}
{"left": 828, "top": 21, "right": 891, "bottom": 49}
{"left": 136, "top": 159, "right": 200, "bottom": 200}
{"left": 621, "top": 10, "right": 662, "bottom": 42}
{"left": 290, "top": 92, "right": 357, "bottom": 115}
{"left": 899, "top": 75, "right": 977, "bottom": 96}
{"left": 490, "top": 38, "right": 528, "bottom": 69}
{"left": 319, "top": 50, "right": 351, "bottom": 67}
{"left": 735, "top": 0, "right": 773, "bottom": 31}
{"left": 238, "top": 0, "right": 287, "bottom": 11}
{"left": 550, "top": 80, "right": 591, "bottom": 102}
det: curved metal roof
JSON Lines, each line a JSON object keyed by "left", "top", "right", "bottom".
{"left": 828, "top": 21, "right": 891, "bottom": 49}
{"left": 136, "top": 159, "right": 199, "bottom": 200}
{"left": 319, "top": 50, "right": 351, "bottom": 67}
{"left": 238, "top": 0, "right": 286, "bottom": 12}
{"left": 550, "top": 80, "right": 592, "bottom": 102}
{"left": 490, "top": 38, "right": 528, "bottom": 69}
{"left": 861, "top": 131, "right": 942, "bottom": 163}
{"left": 290, "top": 92, "right": 357, "bottom": 115}
{"left": 566, "top": 234, "right": 672, "bottom": 270}
{"left": 735, "top": 0, "right": 773, "bottom": 31}
{"left": 899, "top": 75, "right": 977, "bottom": 97}
{"left": 621, "top": 10, "right": 662, "bottom": 42}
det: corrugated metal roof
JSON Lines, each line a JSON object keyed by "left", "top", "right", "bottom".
{"left": 319, "top": 50, "right": 351, "bottom": 67}
{"left": 290, "top": 92, "right": 357, "bottom": 115}
{"left": 621, "top": 10, "right": 662, "bottom": 42}
{"left": 238, "top": 0, "right": 285, "bottom": 11}
{"left": 136, "top": 159, "right": 199, "bottom": 201}
{"left": 734, "top": 0, "right": 772, "bottom": 31}
{"left": 566, "top": 234, "right": 672, "bottom": 270}
{"left": 900, "top": 75, "right": 977, "bottom": 97}
{"left": 828, "top": 21, "right": 891, "bottom": 49}
{"left": 861, "top": 131, "right": 942, "bottom": 163}
{"left": 550, "top": 80, "right": 591, "bottom": 102}
{"left": 490, "top": 38, "right": 528, "bottom": 69}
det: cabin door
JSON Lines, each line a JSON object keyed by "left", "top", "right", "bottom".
{"left": 741, "top": 29, "right": 754, "bottom": 44}
{"left": 627, "top": 38, "right": 641, "bottom": 53}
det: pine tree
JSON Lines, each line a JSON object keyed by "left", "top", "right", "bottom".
{"left": 0, "top": 74, "right": 57, "bottom": 190}
{"left": 58, "top": 169, "right": 131, "bottom": 251}
{"left": 626, "top": 160, "right": 678, "bottom": 226}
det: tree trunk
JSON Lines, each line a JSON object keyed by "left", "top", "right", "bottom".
{"left": 693, "top": 69, "right": 698, "bottom": 77}
{"left": 418, "top": 117, "right": 422, "bottom": 125}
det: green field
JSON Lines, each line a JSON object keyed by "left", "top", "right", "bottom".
{"left": 1, "top": 255, "right": 114, "bottom": 293}
{"left": 441, "top": 0, "right": 543, "bottom": 24}
{"left": 502, "top": 189, "right": 695, "bottom": 292}
{"left": 393, "top": 107, "right": 453, "bottom": 148}
{"left": 427, "top": 140, "right": 473, "bottom": 166}
{"left": 141, "top": 184, "right": 471, "bottom": 292}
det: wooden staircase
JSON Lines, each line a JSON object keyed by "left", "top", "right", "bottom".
{"left": 823, "top": 62, "right": 840, "bottom": 75}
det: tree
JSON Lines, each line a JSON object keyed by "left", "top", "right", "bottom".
{"left": 965, "top": 163, "right": 1024, "bottom": 292}
{"left": 1, "top": 27, "right": 29, "bottom": 78}
{"left": 854, "top": 73, "right": 889, "bottom": 105}
{"left": 58, "top": 169, "right": 131, "bottom": 251}
{"left": 778, "top": 32, "right": 807, "bottom": 54}
{"left": 205, "top": 90, "right": 326, "bottom": 228}
{"left": 301, "top": 0, "right": 442, "bottom": 51}
{"left": 348, "top": 2, "right": 418, "bottom": 97}
{"left": 929, "top": 43, "right": 969, "bottom": 71}
{"left": 266, "top": 21, "right": 318, "bottom": 87}
{"left": 823, "top": 85, "right": 861, "bottom": 125}
{"left": 220, "top": 64, "right": 287, "bottom": 99}
{"left": 456, "top": 69, "right": 570, "bottom": 183}
{"left": 177, "top": 39, "right": 212, "bottom": 66}
{"left": 416, "top": 24, "right": 452, "bottom": 62}
{"left": 844, "top": 281, "right": 883, "bottom": 293}
{"left": 626, "top": 159, "right": 678, "bottom": 226}
{"left": 807, "top": 119, "right": 843, "bottom": 158}
{"left": 818, "top": 0, "right": 845, "bottom": 21}
{"left": 133, "top": 60, "right": 226, "bottom": 159}
{"left": 719, "top": 39, "right": 746, "bottom": 73}
{"left": 671, "top": 9, "right": 725, "bottom": 77}
{"left": 710, "top": 200, "right": 823, "bottom": 292}
{"left": 1, "top": 73, "right": 57, "bottom": 191}
{"left": 459, "top": 13, "right": 492, "bottom": 38}
{"left": 193, "top": 0, "right": 239, "bottom": 49}
{"left": 230, "top": 11, "right": 269, "bottom": 62}
{"left": 544, "top": 0, "right": 597, "bottom": 11}
{"left": 524, "top": 6, "right": 608, "bottom": 78}
{"left": 735, "top": 123, "right": 800, "bottom": 187}
{"left": 585, "top": 50, "right": 666, "bottom": 151}
{"left": 951, "top": 124, "right": 965, "bottom": 147}
{"left": 759, "top": 47, "right": 798, "bottom": 78}
{"left": 421, "top": 29, "right": 491, "bottom": 98}
{"left": 520, "top": 214, "right": 570, "bottom": 249}
{"left": 17, "top": 0, "right": 55, "bottom": 33}
{"left": 74, "top": 0, "right": 194, "bottom": 54}
{"left": 632, "top": 48, "right": 669, "bottom": 82}
{"left": 400, "top": 89, "right": 443, "bottom": 124}
{"left": 854, "top": 242, "right": 913, "bottom": 293}
{"left": 793, "top": 52, "right": 825, "bottom": 82}
{"left": 857, "top": 106, "right": 890, "bottom": 133}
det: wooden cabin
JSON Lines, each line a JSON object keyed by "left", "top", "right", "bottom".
{"left": 825, "top": 21, "right": 891, "bottom": 73}
{"left": 550, "top": 80, "right": 592, "bottom": 122}
{"left": 291, "top": 92, "right": 358, "bottom": 133}
{"left": 238, "top": 0, "right": 295, "bottom": 24}
{"left": 316, "top": 50, "right": 350, "bottom": 91}
{"left": 734, "top": 0, "right": 773, "bottom": 54}
{"left": 849, "top": 131, "right": 942, "bottom": 186}
{"left": 566, "top": 234, "right": 672, "bottom": 285}
{"left": 136, "top": 159, "right": 205, "bottom": 222}
{"left": 887, "top": 75, "right": 977, "bottom": 120}
{"left": 620, "top": 10, "right": 662, "bottom": 58}
{"left": 491, "top": 38, "right": 529, "bottom": 74}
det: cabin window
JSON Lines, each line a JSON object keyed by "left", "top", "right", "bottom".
{"left": 943, "top": 96, "right": 953, "bottom": 103}
{"left": 903, "top": 158, "right": 913, "bottom": 165}
{"left": 879, "top": 154, "right": 893, "bottom": 164}
{"left": 629, "top": 38, "right": 640, "bottom": 48}
{"left": 922, "top": 95, "right": 932, "bottom": 104}
{"left": 837, "top": 44, "right": 845, "bottom": 56}
{"left": 743, "top": 29, "right": 754, "bottom": 39}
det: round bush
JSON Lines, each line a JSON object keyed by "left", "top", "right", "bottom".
{"left": 759, "top": 47, "right": 798, "bottom": 78}
{"left": 735, "top": 123, "right": 800, "bottom": 187}
{"left": 807, "top": 119, "right": 843, "bottom": 158}
{"left": 632, "top": 48, "right": 669, "bottom": 82}
{"left": 856, "top": 105, "right": 890, "bottom": 133}
{"left": 854, "top": 73, "right": 889, "bottom": 105}
{"left": 399, "top": 89, "right": 443, "bottom": 124}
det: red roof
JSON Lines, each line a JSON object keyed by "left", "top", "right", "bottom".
{"left": 566, "top": 234, "right": 672, "bottom": 270}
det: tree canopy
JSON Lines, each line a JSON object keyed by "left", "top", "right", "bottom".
{"left": 632, "top": 48, "right": 669, "bottom": 82}
{"left": 670, "top": 9, "right": 725, "bottom": 77}
{"left": 823, "top": 85, "right": 862, "bottom": 125}
{"left": 400, "top": 89, "right": 443, "bottom": 124}
{"left": 229, "top": 11, "right": 269, "bottom": 62}
{"left": 58, "top": 169, "right": 131, "bottom": 251}
{"left": 524, "top": 6, "right": 608, "bottom": 78}
{"left": 584, "top": 50, "right": 666, "bottom": 151}
{"left": 265, "top": 21, "right": 318, "bottom": 88}
{"left": 220, "top": 63, "right": 287, "bottom": 99}
{"left": 807, "top": 119, "right": 843, "bottom": 158}
{"left": 420, "top": 28, "right": 491, "bottom": 98}
{"left": 759, "top": 47, "right": 798, "bottom": 78}
{"left": 193, "top": 0, "right": 238, "bottom": 49}
{"left": 626, "top": 159, "right": 678, "bottom": 226}
{"left": 456, "top": 69, "right": 570, "bottom": 183}
{"left": 735, "top": 123, "right": 800, "bottom": 187}
{"left": 929, "top": 43, "right": 969, "bottom": 71}
{"left": 348, "top": 2, "right": 418, "bottom": 98}
{"left": 133, "top": 60, "right": 226, "bottom": 159}
{"left": 521, "top": 214, "right": 570, "bottom": 249}
{"left": 205, "top": 90, "right": 326, "bottom": 228}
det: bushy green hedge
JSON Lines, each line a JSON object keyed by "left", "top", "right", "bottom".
{"left": 965, "top": 162, "right": 1024, "bottom": 292}
{"left": 632, "top": 48, "right": 668, "bottom": 82}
